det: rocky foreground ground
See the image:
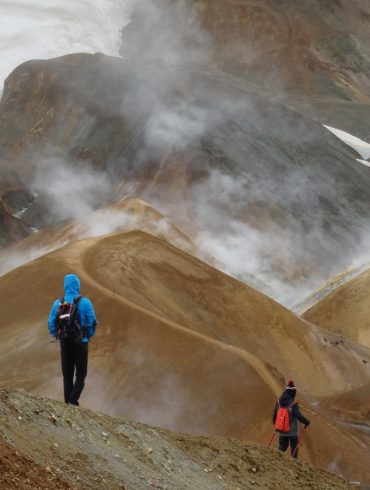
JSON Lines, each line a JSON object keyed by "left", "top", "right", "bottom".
{"left": 0, "top": 386, "right": 355, "bottom": 490}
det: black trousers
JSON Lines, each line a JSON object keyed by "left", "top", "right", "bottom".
{"left": 60, "top": 340, "right": 88, "bottom": 405}
{"left": 278, "top": 435, "right": 299, "bottom": 458}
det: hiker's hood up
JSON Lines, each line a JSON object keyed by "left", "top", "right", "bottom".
{"left": 64, "top": 274, "right": 80, "bottom": 302}
{"left": 279, "top": 391, "right": 296, "bottom": 408}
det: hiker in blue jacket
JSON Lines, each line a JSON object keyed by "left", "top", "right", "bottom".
{"left": 48, "top": 274, "right": 97, "bottom": 406}
{"left": 272, "top": 380, "right": 310, "bottom": 458}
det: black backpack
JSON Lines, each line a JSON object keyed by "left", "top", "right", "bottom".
{"left": 56, "top": 296, "right": 83, "bottom": 343}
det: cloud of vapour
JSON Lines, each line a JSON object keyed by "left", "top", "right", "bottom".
{"left": 77, "top": 206, "right": 192, "bottom": 253}
{"left": 118, "top": 0, "right": 366, "bottom": 307}
{"left": 0, "top": 245, "right": 64, "bottom": 278}
{"left": 179, "top": 170, "right": 315, "bottom": 306}
{"left": 31, "top": 156, "right": 111, "bottom": 223}
{"left": 178, "top": 165, "right": 370, "bottom": 308}
{"left": 145, "top": 105, "right": 214, "bottom": 152}
{"left": 10, "top": 0, "right": 355, "bottom": 309}
{"left": 120, "top": 0, "right": 216, "bottom": 158}
{"left": 0, "top": 203, "right": 192, "bottom": 279}
{"left": 3, "top": 0, "right": 370, "bottom": 313}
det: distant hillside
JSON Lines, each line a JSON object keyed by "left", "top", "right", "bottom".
{"left": 303, "top": 266, "right": 370, "bottom": 348}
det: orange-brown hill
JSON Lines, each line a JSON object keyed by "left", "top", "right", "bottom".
{"left": 0, "top": 230, "right": 370, "bottom": 482}
{"left": 303, "top": 266, "right": 370, "bottom": 349}
{"left": 305, "top": 382, "right": 370, "bottom": 468}
{"left": 0, "top": 198, "right": 195, "bottom": 277}
{"left": 0, "top": 386, "right": 349, "bottom": 490}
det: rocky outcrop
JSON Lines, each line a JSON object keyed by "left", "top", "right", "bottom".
{"left": 0, "top": 172, "right": 32, "bottom": 246}
{"left": 0, "top": 386, "right": 349, "bottom": 489}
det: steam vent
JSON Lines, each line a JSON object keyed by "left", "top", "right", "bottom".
{"left": 1, "top": 1, "right": 370, "bottom": 488}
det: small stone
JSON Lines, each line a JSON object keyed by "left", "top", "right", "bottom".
{"left": 251, "top": 467, "right": 257, "bottom": 473}
{"left": 49, "top": 413, "right": 57, "bottom": 424}
{"left": 18, "top": 416, "right": 22, "bottom": 421}
{"left": 45, "top": 466, "right": 52, "bottom": 473}
{"left": 101, "top": 431, "right": 108, "bottom": 438}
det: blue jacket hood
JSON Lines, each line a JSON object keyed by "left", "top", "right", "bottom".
{"left": 64, "top": 274, "right": 80, "bottom": 302}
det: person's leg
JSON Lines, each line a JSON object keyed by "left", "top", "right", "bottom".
{"left": 69, "top": 343, "right": 88, "bottom": 406}
{"left": 290, "top": 436, "right": 299, "bottom": 458}
{"left": 60, "top": 341, "right": 74, "bottom": 403}
{"left": 278, "top": 435, "right": 289, "bottom": 452}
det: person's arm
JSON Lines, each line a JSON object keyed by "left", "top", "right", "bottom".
{"left": 79, "top": 298, "right": 97, "bottom": 339}
{"left": 48, "top": 300, "right": 59, "bottom": 337}
{"left": 272, "top": 401, "right": 278, "bottom": 424}
{"left": 293, "top": 403, "right": 310, "bottom": 427}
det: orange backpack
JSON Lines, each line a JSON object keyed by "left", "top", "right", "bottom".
{"left": 274, "top": 401, "right": 296, "bottom": 433}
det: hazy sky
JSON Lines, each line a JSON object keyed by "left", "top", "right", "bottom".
{"left": 0, "top": 0, "right": 134, "bottom": 86}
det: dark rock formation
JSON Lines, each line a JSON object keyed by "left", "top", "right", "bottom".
{"left": 0, "top": 171, "right": 32, "bottom": 246}
{"left": 0, "top": 0, "right": 369, "bottom": 298}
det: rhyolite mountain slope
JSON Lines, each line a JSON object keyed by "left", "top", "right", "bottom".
{"left": 1, "top": 3, "right": 370, "bottom": 487}
{"left": 303, "top": 265, "right": 370, "bottom": 348}
{"left": 1, "top": 230, "right": 370, "bottom": 483}
{"left": 0, "top": 1, "right": 370, "bottom": 303}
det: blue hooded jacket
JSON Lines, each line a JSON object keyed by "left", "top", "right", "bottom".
{"left": 48, "top": 274, "right": 97, "bottom": 342}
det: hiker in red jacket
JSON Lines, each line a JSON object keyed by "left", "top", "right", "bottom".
{"left": 272, "top": 380, "right": 310, "bottom": 458}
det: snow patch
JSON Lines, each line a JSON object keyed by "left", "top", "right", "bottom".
{"left": 356, "top": 159, "right": 370, "bottom": 168}
{"left": 323, "top": 125, "right": 370, "bottom": 160}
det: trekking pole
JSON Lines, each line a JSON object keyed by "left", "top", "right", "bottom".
{"left": 292, "top": 427, "right": 306, "bottom": 458}
{"left": 267, "top": 431, "right": 276, "bottom": 447}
